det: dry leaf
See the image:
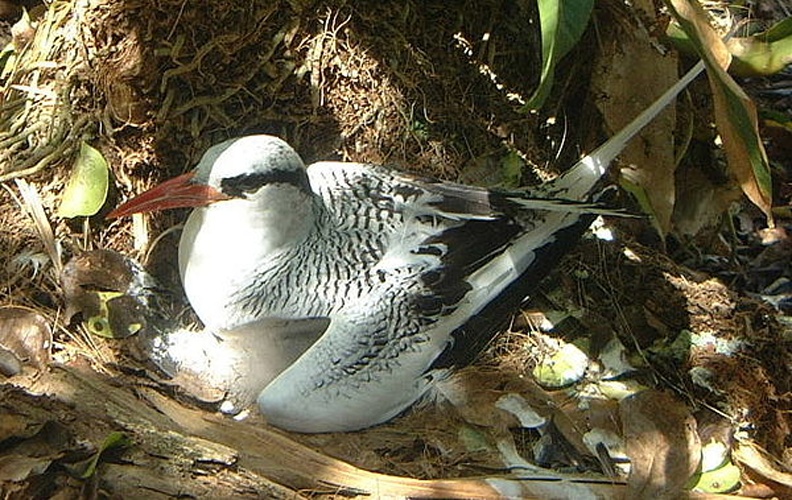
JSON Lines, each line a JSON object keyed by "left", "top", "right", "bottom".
{"left": 0, "top": 420, "right": 78, "bottom": 484}
{"left": 0, "top": 413, "right": 43, "bottom": 442}
{"left": 620, "top": 390, "right": 701, "bottom": 498}
{"left": 733, "top": 440, "right": 792, "bottom": 488}
{"left": 592, "top": 0, "right": 679, "bottom": 235}
{"left": 0, "top": 307, "right": 52, "bottom": 376}
{"left": 667, "top": 0, "right": 774, "bottom": 225}
{"left": 672, "top": 161, "right": 741, "bottom": 236}
{"left": 0, "top": 455, "right": 52, "bottom": 482}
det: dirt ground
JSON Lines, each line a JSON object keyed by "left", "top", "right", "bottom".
{"left": 1, "top": 0, "right": 791, "bottom": 498}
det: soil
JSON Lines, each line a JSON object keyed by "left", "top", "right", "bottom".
{"left": 1, "top": 0, "right": 791, "bottom": 498}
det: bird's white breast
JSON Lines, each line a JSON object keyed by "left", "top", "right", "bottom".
{"left": 179, "top": 185, "right": 315, "bottom": 329}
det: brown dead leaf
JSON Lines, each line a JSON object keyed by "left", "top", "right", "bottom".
{"left": 0, "top": 346, "right": 22, "bottom": 376}
{"left": 733, "top": 440, "right": 792, "bottom": 488}
{"left": 672, "top": 161, "right": 741, "bottom": 236}
{"left": 592, "top": 0, "right": 679, "bottom": 235}
{"left": 0, "top": 413, "right": 44, "bottom": 442}
{"left": 0, "top": 455, "right": 52, "bottom": 482}
{"left": 620, "top": 390, "right": 701, "bottom": 498}
{"left": 551, "top": 392, "right": 599, "bottom": 458}
{"left": 0, "top": 418, "right": 78, "bottom": 484}
{"left": 667, "top": 0, "right": 774, "bottom": 225}
{"left": 436, "top": 367, "right": 551, "bottom": 430}
{"left": 0, "top": 306, "right": 52, "bottom": 376}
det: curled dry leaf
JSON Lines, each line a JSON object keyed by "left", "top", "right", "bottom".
{"left": 60, "top": 249, "right": 157, "bottom": 339}
{"left": 0, "top": 306, "right": 52, "bottom": 376}
{"left": 0, "top": 347, "right": 22, "bottom": 376}
{"left": 733, "top": 440, "right": 792, "bottom": 489}
{"left": 620, "top": 389, "right": 701, "bottom": 498}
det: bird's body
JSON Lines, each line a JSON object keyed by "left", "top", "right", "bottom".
{"left": 181, "top": 149, "right": 600, "bottom": 333}
{"left": 110, "top": 64, "right": 698, "bottom": 432}
{"left": 115, "top": 136, "right": 605, "bottom": 432}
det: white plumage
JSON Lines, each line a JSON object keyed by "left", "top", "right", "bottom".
{"left": 111, "top": 64, "right": 701, "bottom": 432}
{"left": 113, "top": 136, "right": 603, "bottom": 432}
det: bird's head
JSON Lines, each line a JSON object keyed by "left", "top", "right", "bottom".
{"left": 108, "top": 135, "right": 310, "bottom": 218}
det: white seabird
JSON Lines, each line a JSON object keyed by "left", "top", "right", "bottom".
{"left": 110, "top": 65, "right": 701, "bottom": 432}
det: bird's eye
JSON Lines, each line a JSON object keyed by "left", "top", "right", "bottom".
{"left": 221, "top": 173, "right": 265, "bottom": 198}
{"left": 220, "top": 169, "right": 309, "bottom": 198}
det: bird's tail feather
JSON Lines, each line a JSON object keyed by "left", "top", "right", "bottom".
{"left": 551, "top": 60, "right": 705, "bottom": 200}
{"left": 431, "top": 61, "right": 705, "bottom": 370}
{"left": 505, "top": 194, "right": 637, "bottom": 217}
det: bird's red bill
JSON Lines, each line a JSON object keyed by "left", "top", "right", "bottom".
{"left": 107, "top": 172, "right": 230, "bottom": 218}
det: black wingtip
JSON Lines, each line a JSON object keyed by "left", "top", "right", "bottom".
{"left": 429, "top": 213, "right": 597, "bottom": 370}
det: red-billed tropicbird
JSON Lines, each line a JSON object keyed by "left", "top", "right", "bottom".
{"left": 110, "top": 64, "right": 702, "bottom": 433}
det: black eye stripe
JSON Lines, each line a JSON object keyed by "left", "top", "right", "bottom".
{"left": 220, "top": 168, "right": 310, "bottom": 197}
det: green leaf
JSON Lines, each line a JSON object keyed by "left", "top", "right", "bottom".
{"left": 693, "top": 462, "right": 741, "bottom": 493}
{"left": 532, "top": 342, "right": 589, "bottom": 388}
{"left": 619, "top": 174, "right": 666, "bottom": 240}
{"left": 85, "top": 291, "right": 143, "bottom": 339}
{"left": 728, "top": 17, "right": 792, "bottom": 77}
{"left": 500, "top": 151, "right": 523, "bottom": 189}
{"left": 57, "top": 142, "right": 109, "bottom": 218}
{"left": 668, "top": 15, "right": 792, "bottom": 77}
{"left": 67, "top": 431, "right": 131, "bottom": 479}
{"left": 523, "top": 0, "right": 594, "bottom": 110}
{"left": 761, "top": 16, "right": 792, "bottom": 42}
{"left": 761, "top": 109, "right": 792, "bottom": 132}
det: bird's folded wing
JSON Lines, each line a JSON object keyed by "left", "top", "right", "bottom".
{"left": 257, "top": 288, "right": 450, "bottom": 433}
{"left": 217, "top": 317, "right": 330, "bottom": 407}
{"left": 309, "top": 161, "right": 610, "bottom": 222}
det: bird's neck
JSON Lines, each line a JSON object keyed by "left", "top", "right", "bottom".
{"left": 178, "top": 186, "right": 317, "bottom": 329}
